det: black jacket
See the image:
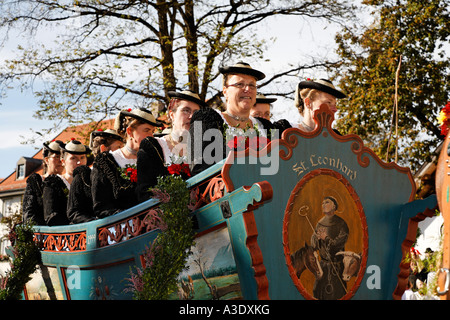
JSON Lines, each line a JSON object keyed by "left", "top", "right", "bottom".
{"left": 67, "top": 165, "right": 96, "bottom": 224}
{"left": 22, "top": 173, "right": 45, "bottom": 225}
{"left": 136, "top": 137, "right": 169, "bottom": 203}
{"left": 42, "top": 174, "right": 70, "bottom": 226}
{"left": 188, "top": 108, "right": 227, "bottom": 175}
{"left": 256, "top": 117, "right": 292, "bottom": 139}
{"left": 91, "top": 152, "right": 138, "bottom": 218}
{"left": 188, "top": 108, "right": 292, "bottom": 175}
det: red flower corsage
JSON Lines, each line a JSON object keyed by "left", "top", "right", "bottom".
{"left": 167, "top": 163, "right": 192, "bottom": 178}
{"left": 120, "top": 164, "right": 138, "bottom": 183}
{"left": 438, "top": 101, "right": 450, "bottom": 136}
{"left": 227, "top": 135, "right": 270, "bottom": 151}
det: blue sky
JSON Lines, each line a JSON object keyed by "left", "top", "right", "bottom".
{"left": 0, "top": 87, "right": 57, "bottom": 178}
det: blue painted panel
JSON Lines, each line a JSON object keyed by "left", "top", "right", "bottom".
{"left": 224, "top": 126, "right": 418, "bottom": 300}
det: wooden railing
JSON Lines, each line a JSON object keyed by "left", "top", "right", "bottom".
{"left": 33, "top": 162, "right": 225, "bottom": 252}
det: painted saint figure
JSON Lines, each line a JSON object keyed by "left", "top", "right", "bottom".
{"left": 310, "top": 196, "right": 349, "bottom": 300}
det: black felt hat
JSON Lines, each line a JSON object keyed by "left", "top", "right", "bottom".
{"left": 219, "top": 62, "right": 265, "bottom": 81}
{"left": 89, "top": 129, "right": 125, "bottom": 148}
{"left": 117, "top": 108, "right": 164, "bottom": 128}
{"left": 297, "top": 78, "right": 346, "bottom": 99}
{"left": 256, "top": 94, "right": 277, "bottom": 104}
{"left": 43, "top": 140, "right": 65, "bottom": 155}
{"left": 61, "top": 139, "right": 90, "bottom": 155}
{"left": 168, "top": 90, "right": 208, "bottom": 108}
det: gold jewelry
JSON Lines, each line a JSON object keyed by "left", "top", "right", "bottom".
{"left": 167, "top": 134, "right": 177, "bottom": 148}
{"left": 152, "top": 142, "right": 165, "bottom": 163}
{"left": 166, "top": 134, "right": 184, "bottom": 156}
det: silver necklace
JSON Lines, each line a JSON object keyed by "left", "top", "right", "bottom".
{"left": 125, "top": 144, "right": 137, "bottom": 155}
{"left": 226, "top": 110, "right": 249, "bottom": 122}
{"left": 301, "top": 120, "right": 315, "bottom": 132}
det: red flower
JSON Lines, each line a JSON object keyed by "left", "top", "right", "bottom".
{"left": 130, "top": 170, "right": 137, "bottom": 183}
{"left": 167, "top": 163, "right": 191, "bottom": 178}
{"left": 125, "top": 167, "right": 138, "bottom": 182}
{"left": 248, "top": 136, "right": 269, "bottom": 150}
{"left": 438, "top": 101, "right": 450, "bottom": 136}
{"left": 181, "top": 164, "right": 191, "bottom": 177}
{"left": 228, "top": 135, "right": 270, "bottom": 151}
{"left": 443, "top": 101, "right": 450, "bottom": 113}
{"left": 167, "top": 163, "right": 180, "bottom": 175}
{"left": 227, "top": 136, "right": 246, "bottom": 150}
{"left": 120, "top": 165, "right": 138, "bottom": 183}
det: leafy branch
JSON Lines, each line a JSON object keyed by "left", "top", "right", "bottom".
{"left": 0, "top": 222, "right": 42, "bottom": 300}
{"left": 125, "top": 175, "right": 195, "bottom": 300}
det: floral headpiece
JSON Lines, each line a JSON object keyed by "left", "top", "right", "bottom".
{"left": 410, "top": 247, "right": 420, "bottom": 256}
{"left": 438, "top": 101, "right": 450, "bottom": 136}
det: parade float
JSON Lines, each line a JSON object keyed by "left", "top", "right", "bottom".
{"left": 9, "top": 106, "right": 439, "bottom": 300}
{"left": 435, "top": 102, "right": 450, "bottom": 300}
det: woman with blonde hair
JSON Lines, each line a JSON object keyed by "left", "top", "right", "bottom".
{"left": 294, "top": 78, "right": 346, "bottom": 132}
{"left": 91, "top": 108, "right": 163, "bottom": 218}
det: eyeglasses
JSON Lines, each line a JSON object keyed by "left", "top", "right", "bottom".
{"left": 178, "top": 107, "right": 196, "bottom": 116}
{"left": 226, "top": 82, "right": 258, "bottom": 91}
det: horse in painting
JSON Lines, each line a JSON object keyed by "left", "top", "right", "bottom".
{"left": 290, "top": 242, "right": 323, "bottom": 279}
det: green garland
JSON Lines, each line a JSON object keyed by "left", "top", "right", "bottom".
{"left": 125, "top": 175, "right": 195, "bottom": 300}
{"left": 0, "top": 222, "right": 41, "bottom": 300}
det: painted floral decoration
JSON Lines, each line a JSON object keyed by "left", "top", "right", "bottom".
{"left": 438, "top": 101, "right": 450, "bottom": 136}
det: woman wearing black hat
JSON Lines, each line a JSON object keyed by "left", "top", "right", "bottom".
{"left": 218, "top": 62, "right": 295, "bottom": 140}
{"left": 189, "top": 62, "right": 290, "bottom": 174}
{"left": 294, "top": 78, "right": 346, "bottom": 132}
{"left": 91, "top": 108, "right": 163, "bottom": 217}
{"left": 219, "top": 62, "right": 268, "bottom": 132}
{"left": 159, "top": 90, "right": 206, "bottom": 165}
{"left": 66, "top": 129, "right": 125, "bottom": 224}
{"left": 251, "top": 94, "right": 276, "bottom": 121}
{"left": 90, "top": 128, "right": 125, "bottom": 157}
{"left": 22, "top": 140, "right": 65, "bottom": 225}
{"left": 43, "top": 139, "right": 89, "bottom": 226}
{"left": 136, "top": 90, "right": 205, "bottom": 202}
